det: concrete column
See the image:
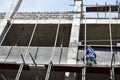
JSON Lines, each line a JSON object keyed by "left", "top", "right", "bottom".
{"left": 65, "top": 0, "right": 82, "bottom": 80}
{"left": 0, "top": 0, "right": 22, "bottom": 42}
{"left": 5, "top": 0, "right": 22, "bottom": 19}
{"left": 67, "top": 0, "right": 82, "bottom": 64}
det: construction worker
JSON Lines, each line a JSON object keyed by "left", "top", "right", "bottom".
{"left": 86, "top": 46, "right": 96, "bottom": 65}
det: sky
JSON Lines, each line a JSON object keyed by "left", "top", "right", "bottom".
{"left": 0, "top": 0, "right": 73, "bottom": 12}
{"left": 0, "top": 0, "right": 118, "bottom": 18}
{"left": 0, "top": 0, "right": 117, "bottom": 12}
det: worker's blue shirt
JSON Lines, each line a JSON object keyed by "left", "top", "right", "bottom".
{"left": 86, "top": 47, "right": 96, "bottom": 58}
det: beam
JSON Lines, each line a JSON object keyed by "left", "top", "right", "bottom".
{"left": 5, "top": 0, "right": 22, "bottom": 19}
{"left": 0, "top": 0, "right": 22, "bottom": 43}
{"left": 45, "top": 61, "right": 53, "bottom": 80}
{"left": 0, "top": 63, "right": 29, "bottom": 70}
{"left": 45, "top": 64, "right": 120, "bottom": 74}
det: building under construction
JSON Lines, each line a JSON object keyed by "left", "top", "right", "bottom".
{"left": 0, "top": 0, "right": 120, "bottom": 80}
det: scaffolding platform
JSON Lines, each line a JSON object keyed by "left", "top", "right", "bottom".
{"left": 86, "top": 5, "right": 119, "bottom": 12}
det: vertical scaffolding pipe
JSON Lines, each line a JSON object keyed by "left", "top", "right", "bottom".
{"left": 118, "top": 3, "right": 120, "bottom": 18}
{"left": 116, "top": 0, "right": 118, "bottom": 5}
{"left": 105, "top": 2, "right": 107, "bottom": 18}
{"left": 96, "top": 3, "right": 99, "bottom": 18}
{"left": 29, "top": 53, "right": 42, "bottom": 76}
{"left": 49, "top": 12, "right": 61, "bottom": 62}
{"left": 15, "top": 15, "right": 39, "bottom": 80}
{"left": 82, "top": 15, "right": 87, "bottom": 80}
{"left": 109, "top": 6, "right": 115, "bottom": 80}
{"left": 45, "top": 61, "right": 53, "bottom": 80}
{"left": 1, "top": 74, "right": 7, "bottom": 80}
{"left": 45, "top": 12, "right": 61, "bottom": 80}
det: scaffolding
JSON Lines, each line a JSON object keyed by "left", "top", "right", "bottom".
{"left": 0, "top": 0, "right": 120, "bottom": 80}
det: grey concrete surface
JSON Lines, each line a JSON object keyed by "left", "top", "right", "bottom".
{"left": 0, "top": 46, "right": 120, "bottom": 65}
{"left": 0, "top": 46, "right": 68, "bottom": 64}
{"left": 35, "top": 47, "right": 68, "bottom": 64}
{"left": 0, "top": 46, "right": 12, "bottom": 62}
{"left": 0, "top": 46, "right": 120, "bottom": 80}
{"left": 6, "top": 46, "right": 37, "bottom": 63}
{"left": 2, "top": 12, "right": 120, "bottom": 25}
{"left": 0, "top": 12, "right": 73, "bottom": 20}
{"left": 59, "top": 48, "right": 69, "bottom": 64}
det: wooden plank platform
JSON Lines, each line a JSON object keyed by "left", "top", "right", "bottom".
{"left": 86, "top": 5, "right": 119, "bottom": 12}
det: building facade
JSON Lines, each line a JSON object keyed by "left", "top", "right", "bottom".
{"left": 0, "top": 0, "right": 120, "bottom": 80}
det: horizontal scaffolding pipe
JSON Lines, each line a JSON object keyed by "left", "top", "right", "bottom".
{"left": 80, "top": 39, "right": 120, "bottom": 42}
{"left": 83, "top": 4, "right": 119, "bottom": 6}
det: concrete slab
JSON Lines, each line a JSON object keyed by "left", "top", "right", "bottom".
{"left": 59, "top": 48, "right": 69, "bottom": 64}
{"left": 96, "top": 50, "right": 111, "bottom": 65}
{"left": 115, "top": 51, "right": 120, "bottom": 64}
{"left": 6, "top": 46, "right": 37, "bottom": 64}
{"left": 35, "top": 47, "right": 69, "bottom": 64}
{"left": 51, "top": 47, "right": 61, "bottom": 64}
{"left": 24, "top": 47, "right": 38, "bottom": 64}
{"left": 0, "top": 46, "right": 119, "bottom": 66}
{"left": 35, "top": 47, "right": 62, "bottom": 64}
{"left": 0, "top": 46, "right": 12, "bottom": 61}
{"left": 35, "top": 47, "right": 52, "bottom": 64}
{"left": 0, "top": 46, "right": 68, "bottom": 64}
